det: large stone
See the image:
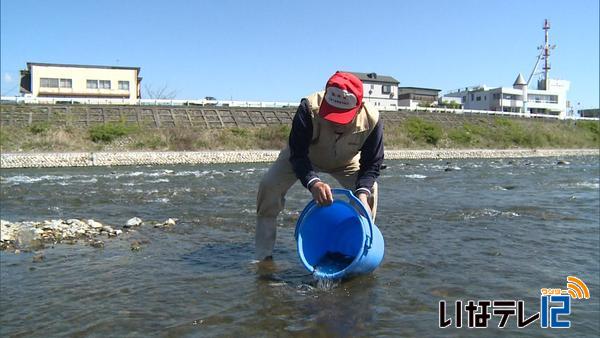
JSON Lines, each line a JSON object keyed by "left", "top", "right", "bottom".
{"left": 87, "top": 219, "right": 104, "bottom": 229}
{"left": 155, "top": 218, "right": 178, "bottom": 228}
{"left": 164, "top": 218, "right": 178, "bottom": 226}
{"left": 125, "top": 217, "right": 143, "bottom": 228}
{"left": 1, "top": 227, "right": 16, "bottom": 242}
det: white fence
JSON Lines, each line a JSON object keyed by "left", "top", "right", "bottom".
{"left": 0, "top": 96, "right": 297, "bottom": 109}
{"left": 1, "top": 96, "right": 597, "bottom": 121}
{"left": 397, "top": 106, "right": 598, "bottom": 121}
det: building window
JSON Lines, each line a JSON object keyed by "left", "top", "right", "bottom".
{"left": 381, "top": 85, "right": 391, "bottom": 94}
{"left": 118, "top": 81, "right": 130, "bottom": 90}
{"left": 40, "top": 78, "right": 59, "bottom": 88}
{"left": 471, "top": 94, "right": 474, "bottom": 101}
{"left": 59, "top": 79, "right": 72, "bottom": 88}
{"left": 87, "top": 80, "right": 99, "bottom": 89}
{"left": 99, "top": 80, "right": 111, "bottom": 89}
{"left": 476, "top": 96, "right": 481, "bottom": 101}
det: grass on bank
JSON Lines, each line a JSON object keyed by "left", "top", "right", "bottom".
{"left": 0, "top": 118, "right": 598, "bottom": 152}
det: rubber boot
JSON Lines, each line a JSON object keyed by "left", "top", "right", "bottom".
{"left": 255, "top": 216, "right": 277, "bottom": 260}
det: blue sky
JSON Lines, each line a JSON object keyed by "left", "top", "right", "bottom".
{"left": 1, "top": 0, "right": 598, "bottom": 109}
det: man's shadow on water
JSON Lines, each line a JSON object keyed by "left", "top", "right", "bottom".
{"left": 181, "top": 241, "right": 311, "bottom": 282}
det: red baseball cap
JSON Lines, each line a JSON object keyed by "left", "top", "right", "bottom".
{"left": 318, "top": 71, "right": 363, "bottom": 125}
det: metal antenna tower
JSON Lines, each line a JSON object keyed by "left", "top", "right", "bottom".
{"left": 527, "top": 19, "right": 556, "bottom": 88}
{"left": 541, "top": 19, "right": 556, "bottom": 89}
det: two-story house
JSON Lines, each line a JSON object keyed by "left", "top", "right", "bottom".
{"left": 20, "top": 62, "right": 142, "bottom": 103}
{"left": 350, "top": 72, "right": 400, "bottom": 111}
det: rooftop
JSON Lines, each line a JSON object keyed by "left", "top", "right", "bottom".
{"left": 26, "top": 62, "right": 140, "bottom": 72}
{"left": 349, "top": 72, "right": 400, "bottom": 84}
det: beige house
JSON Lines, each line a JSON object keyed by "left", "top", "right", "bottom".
{"left": 398, "top": 87, "right": 441, "bottom": 109}
{"left": 20, "top": 62, "right": 141, "bottom": 103}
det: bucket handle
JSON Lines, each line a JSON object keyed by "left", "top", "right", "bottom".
{"left": 294, "top": 189, "right": 375, "bottom": 250}
{"left": 331, "top": 189, "right": 375, "bottom": 250}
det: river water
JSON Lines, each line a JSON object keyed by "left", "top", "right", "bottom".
{"left": 1, "top": 156, "right": 598, "bottom": 337}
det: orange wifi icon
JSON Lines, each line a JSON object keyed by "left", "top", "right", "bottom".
{"left": 566, "top": 276, "right": 590, "bottom": 300}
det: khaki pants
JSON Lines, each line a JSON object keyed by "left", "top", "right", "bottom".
{"left": 255, "top": 148, "right": 378, "bottom": 259}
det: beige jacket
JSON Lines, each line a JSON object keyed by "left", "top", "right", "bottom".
{"left": 304, "top": 91, "right": 380, "bottom": 172}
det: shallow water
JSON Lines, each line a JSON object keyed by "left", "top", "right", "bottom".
{"left": 1, "top": 156, "right": 599, "bottom": 337}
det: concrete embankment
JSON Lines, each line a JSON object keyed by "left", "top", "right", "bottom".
{"left": 0, "top": 149, "right": 597, "bottom": 169}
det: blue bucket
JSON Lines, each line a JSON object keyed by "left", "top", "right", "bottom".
{"left": 294, "top": 189, "right": 384, "bottom": 279}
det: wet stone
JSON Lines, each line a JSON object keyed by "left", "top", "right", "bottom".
{"left": 32, "top": 252, "right": 45, "bottom": 263}
{"left": 130, "top": 240, "right": 142, "bottom": 251}
{"left": 89, "top": 240, "right": 104, "bottom": 248}
{"left": 0, "top": 218, "right": 125, "bottom": 252}
{"left": 125, "top": 217, "right": 143, "bottom": 228}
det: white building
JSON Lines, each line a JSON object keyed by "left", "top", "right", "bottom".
{"left": 446, "top": 74, "right": 570, "bottom": 118}
{"left": 20, "top": 62, "right": 142, "bottom": 103}
{"left": 350, "top": 72, "right": 400, "bottom": 111}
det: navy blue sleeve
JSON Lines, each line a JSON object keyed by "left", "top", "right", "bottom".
{"left": 289, "top": 100, "right": 320, "bottom": 189}
{"left": 356, "top": 120, "right": 384, "bottom": 193}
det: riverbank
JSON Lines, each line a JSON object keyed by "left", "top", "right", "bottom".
{"left": 2, "top": 116, "right": 598, "bottom": 153}
{"left": 1, "top": 149, "right": 597, "bottom": 168}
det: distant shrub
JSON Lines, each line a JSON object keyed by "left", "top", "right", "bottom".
{"left": 230, "top": 127, "right": 250, "bottom": 137}
{"left": 463, "top": 122, "right": 487, "bottom": 136}
{"left": 405, "top": 117, "right": 442, "bottom": 145}
{"left": 448, "top": 128, "right": 473, "bottom": 144}
{"left": 134, "top": 135, "right": 167, "bottom": 150}
{"left": 494, "top": 117, "right": 515, "bottom": 128}
{"left": 167, "top": 128, "right": 198, "bottom": 150}
{"left": 257, "top": 124, "right": 291, "bottom": 141}
{"left": 29, "top": 122, "right": 50, "bottom": 135}
{"left": 0, "top": 129, "right": 9, "bottom": 149}
{"left": 89, "top": 123, "right": 137, "bottom": 143}
{"left": 577, "top": 120, "right": 600, "bottom": 142}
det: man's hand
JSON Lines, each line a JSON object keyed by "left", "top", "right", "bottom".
{"left": 356, "top": 192, "right": 372, "bottom": 218}
{"left": 310, "top": 181, "right": 333, "bottom": 206}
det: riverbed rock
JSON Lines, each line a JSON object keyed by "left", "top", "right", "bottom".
{"left": 556, "top": 160, "right": 570, "bottom": 165}
{"left": 32, "top": 252, "right": 45, "bottom": 263}
{"left": 155, "top": 218, "right": 178, "bottom": 228}
{"left": 0, "top": 218, "right": 124, "bottom": 251}
{"left": 1, "top": 220, "right": 18, "bottom": 243}
{"left": 87, "top": 219, "right": 104, "bottom": 229}
{"left": 89, "top": 240, "right": 104, "bottom": 248}
{"left": 130, "top": 240, "right": 142, "bottom": 251}
{"left": 125, "top": 217, "right": 143, "bottom": 228}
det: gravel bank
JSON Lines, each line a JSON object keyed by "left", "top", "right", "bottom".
{"left": 1, "top": 149, "right": 597, "bottom": 168}
{"left": 0, "top": 217, "right": 177, "bottom": 252}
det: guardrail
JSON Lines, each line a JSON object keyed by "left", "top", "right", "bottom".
{"left": 1, "top": 96, "right": 597, "bottom": 121}
{"left": 0, "top": 96, "right": 297, "bottom": 108}
{"left": 397, "top": 106, "right": 598, "bottom": 121}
